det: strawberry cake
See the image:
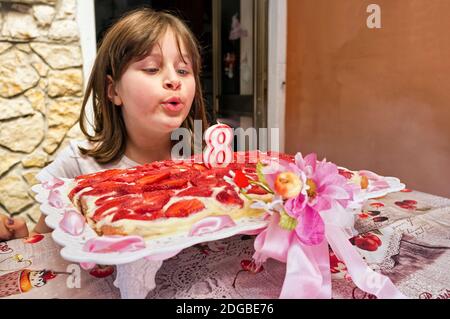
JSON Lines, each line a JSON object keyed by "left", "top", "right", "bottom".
{"left": 67, "top": 152, "right": 292, "bottom": 239}
{"left": 66, "top": 152, "right": 375, "bottom": 240}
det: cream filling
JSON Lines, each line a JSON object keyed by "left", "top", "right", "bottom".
{"left": 78, "top": 185, "right": 272, "bottom": 239}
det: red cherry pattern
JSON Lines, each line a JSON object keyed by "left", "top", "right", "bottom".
{"left": 369, "top": 202, "right": 384, "bottom": 208}
{"left": 372, "top": 216, "right": 389, "bottom": 223}
{"left": 350, "top": 233, "right": 382, "bottom": 252}
{"left": 24, "top": 234, "right": 45, "bottom": 244}
{"left": 0, "top": 242, "right": 13, "bottom": 253}
{"left": 89, "top": 265, "right": 115, "bottom": 278}
{"left": 232, "top": 259, "right": 264, "bottom": 288}
{"left": 395, "top": 200, "right": 418, "bottom": 210}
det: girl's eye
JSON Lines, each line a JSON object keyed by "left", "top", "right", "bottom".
{"left": 177, "top": 69, "right": 190, "bottom": 75}
{"left": 144, "top": 68, "right": 159, "bottom": 74}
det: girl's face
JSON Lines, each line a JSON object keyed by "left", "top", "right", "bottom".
{"left": 109, "top": 29, "right": 196, "bottom": 138}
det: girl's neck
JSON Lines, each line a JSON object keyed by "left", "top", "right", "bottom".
{"left": 124, "top": 134, "right": 173, "bottom": 165}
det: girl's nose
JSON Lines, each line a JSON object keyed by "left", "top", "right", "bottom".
{"left": 163, "top": 78, "right": 181, "bottom": 90}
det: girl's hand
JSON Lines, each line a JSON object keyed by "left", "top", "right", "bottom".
{"left": 0, "top": 214, "right": 29, "bottom": 241}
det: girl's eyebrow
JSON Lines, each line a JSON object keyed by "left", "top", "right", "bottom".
{"left": 135, "top": 52, "right": 192, "bottom": 66}
{"left": 134, "top": 54, "right": 160, "bottom": 67}
{"left": 147, "top": 52, "right": 192, "bottom": 63}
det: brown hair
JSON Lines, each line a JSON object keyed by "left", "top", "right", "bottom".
{"left": 78, "top": 7, "right": 209, "bottom": 164}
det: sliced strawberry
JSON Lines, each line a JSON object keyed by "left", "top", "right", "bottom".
{"left": 161, "top": 160, "right": 176, "bottom": 167}
{"left": 69, "top": 183, "right": 90, "bottom": 201}
{"left": 165, "top": 199, "right": 205, "bottom": 218}
{"left": 191, "top": 174, "right": 219, "bottom": 187}
{"left": 226, "top": 162, "right": 243, "bottom": 171}
{"left": 150, "top": 162, "right": 164, "bottom": 169}
{"left": 216, "top": 179, "right": 231, "bottom": 187}
{"left": 142, "top": 178, "right": 188, "bottom": 191}
{"left": 69, "top": 176, "right": 105, "bottom": 200}
{"left": 170, "top": 169, "right": 201, "bottom": 181}
{"left": 110, "top": 210, "right": 131, "bottom": 222}
{"left": 177, "top": 186, "right": 213, "bottom": 197}
{"left": 95, "top": 195, "right": 116, "bottom": 206}
{"left": 136, "top": 171, "right": 171, "bottom": 186}
{"left": 213, "top": 168, "right": 230, "bottom": 179}
{"left": 84, "top": 181, "right": 126, "bottom": 192}
{"left": 216, "top": 188, "right": 244, "bottom": 208}
{"left": 121, "top": 184, "right": 143, "bottom": 194}
{"left": 133, "top": 205, "right": 165, "bottom": 216}
{"left": 171, "top": 164, "right": 191, "bottom": 170}
{"left": 110, "top": 173, "right": 145, "bottom": 183}
{"left": 111, "top": 209, "right": 161, "bottom": 222}
{"left": 142, "top": 191, "right": 171, "bottom": 209}
{"left": 94, "top": 185, "right": 142, "bottom": 205}
{"left": 233, "top": 170, "right": 250, "bottom": 188}
{"left": 267, "top": 151, "right": 295, "bottom": 163}
{"left": 193, "top": 163, "right": 208, "bottom": 171}
{"left": 246, "top": 184, "right": 268, "bottom": 195}
{"left": 94, "top": 191, "right": 172, "bottom": 222}
{"left": 93, "top": 194, "right": 140, "bottom": 221}
{"left": 79, "top": 181, "right": 139, "bottom": 200}
{"left": 75, "top": 169, "right": 125, "bottom": 181}
{"left": 140, "top": 163, "right": 156, "bottom": 170}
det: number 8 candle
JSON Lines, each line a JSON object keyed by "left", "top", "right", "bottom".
{"left": 203, "top": 123, "right": 233, "bottom": 168}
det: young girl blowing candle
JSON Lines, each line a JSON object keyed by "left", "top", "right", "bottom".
{"left": 0, "top": 8, "right": 208, "bottom": 240}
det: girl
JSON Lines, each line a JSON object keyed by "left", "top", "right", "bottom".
{"left": 0, "top": 8, "right": 209, "bottom": 240}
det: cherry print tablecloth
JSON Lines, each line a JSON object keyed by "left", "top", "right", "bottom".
{"left": 1, "top": 189, "right": 449, "bottom": 299}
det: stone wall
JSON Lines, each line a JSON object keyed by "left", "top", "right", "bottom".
{"left": 0, "top": 0, "right": 85, "bottom": 229}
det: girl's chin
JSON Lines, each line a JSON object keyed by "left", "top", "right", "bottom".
{"left": 160, "top": 118, "right": 185, "bottom": 132}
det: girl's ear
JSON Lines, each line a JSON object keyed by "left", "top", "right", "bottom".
{"left": 106, "top": 75, "right": 123, "bottom": 106}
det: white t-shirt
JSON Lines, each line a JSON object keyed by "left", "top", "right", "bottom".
{"left": 36, "top": 139, "right": 141, "bottom": 181}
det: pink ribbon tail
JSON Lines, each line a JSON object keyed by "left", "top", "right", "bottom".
{"left": 253, "top": 214, "right": 291, "bottom": 264}
{"left": 326, "top": 224, "right": 408, "bottom": 299}
{"left": 280, "top": 237, "right": 331, "bottom": 299}
{"left": 253, "top": 214, "right": 331, "bottom": 299}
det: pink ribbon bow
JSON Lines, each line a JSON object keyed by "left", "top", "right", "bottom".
{"left": 253, "top": 212, "right": 407, "bottom": 299}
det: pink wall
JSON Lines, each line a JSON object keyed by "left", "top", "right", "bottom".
{"left": 285, "top": 0, "right": 450, "bottom": 197}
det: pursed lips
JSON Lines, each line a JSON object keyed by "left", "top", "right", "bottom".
{"left": 161, "top": 97, "right": 184, "bottom": 112}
